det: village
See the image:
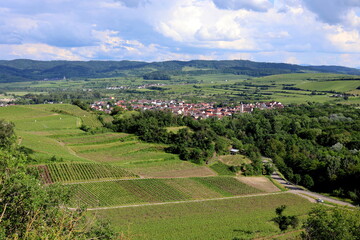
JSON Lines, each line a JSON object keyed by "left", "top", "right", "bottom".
{"left": 91, "top": 99, "right": 284, "bottom": 119}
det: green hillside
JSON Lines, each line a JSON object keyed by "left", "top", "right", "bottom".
{"left": 0, "top": 104, "right": 211, "bottom": 178}
{"left": 1, "top": 59, "right": 360, "bottom": 83}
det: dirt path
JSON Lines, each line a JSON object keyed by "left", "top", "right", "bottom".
{"left": 69, "top": 191, "right": 287, "bottom": 211}
{"left": 57, "top": 140, "right": 83, "bottom": 159}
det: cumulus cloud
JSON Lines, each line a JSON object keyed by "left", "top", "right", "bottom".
{"left": 302, "top": 0, "right": 360, "bottom": 24}
{"left": 212, "top": 0, "right": 272, "bottom": 12}
{"left": 0, "top": 43, "right": 82, "bottom": 60}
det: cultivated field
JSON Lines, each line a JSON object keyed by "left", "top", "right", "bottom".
{"left": 37, "top": 163, "right": 138, "bottom": 184}
{"left": 93, "top": 193, "right": 314, "bottom": 240}
{"left": 219, "top": 154, "right": 252, "bottom": 166}
{"left": 0, "top": 104, "right": 216, "bottom": 178}
{"left": 209, "top": 161, "right": 236, "bottom": 176}
{"left": 2, "top": 73, "right": 359, "bottom": 104}
{"left": 69, "top": 176, "right": 264, "bottom": 207}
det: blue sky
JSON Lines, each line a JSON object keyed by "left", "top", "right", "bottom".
{"left": 0, "top": 0, "right": 360, "bottom": 67}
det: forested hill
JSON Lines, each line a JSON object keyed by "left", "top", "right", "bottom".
{"left": 1, "top": 59, "right": 360, "bottom": 83}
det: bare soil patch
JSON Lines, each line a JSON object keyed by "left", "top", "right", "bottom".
{"left": 236, "top": 176, "right": 280, "bottom": 193}
{"left": 142, "top": 166, "right": 217, "bottom": 178}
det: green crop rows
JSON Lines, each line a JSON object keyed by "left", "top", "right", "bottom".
{"left": 95, "top": 193, "right": 314, "bottom": 240}
{"left": 209, "top": 162, "right": 235, "bottom": 176}
{"left": 47, "top": 163, "right": 138, "bottom": 183}
{"left": 193, "top": 176, "right": 263, "bottom": 196}
{"left": 69, "top": 177, "right": 264, "bottom": 207}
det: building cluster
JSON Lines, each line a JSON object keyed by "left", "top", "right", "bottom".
{"left": 91, "top": 99, "right": 284, "bottom": 119}
{"left": 106, "top": 83, "right": 167, "bottom": 90}
{"left": 0, "top": 97, "right": 16, "bottom": 107}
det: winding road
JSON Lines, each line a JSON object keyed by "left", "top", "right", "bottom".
{"left": 271, "top": 172, "right": 355, "bottom": 207}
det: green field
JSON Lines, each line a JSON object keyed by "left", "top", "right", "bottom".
{"left": 37, "top": 163, "right": 138, "bottom": 184}
{"left": 93, "top": 193, "right": 313, "bottom": 240}
{"left": 219, "top": 154, "right": 252, "bottom": 166}
{"left": 0, "top": 104, "right": 213, "bottom": 177}
{"left": 22, "top": 104, "right": 103, "bottom": 128}
{"left": 295, "top": 80, "right": 360, "bottom": 92}
{"left": 3, "top": 72, "right": 359, "bottom": 104}
{"left": 209, "top": 161, "right": 235, "bottom": 176}
{"left": 1, "top": 69, "right": 354, "bottom": 239}
{"left": 70, "top": 177, "right": 263, "bottom": 207}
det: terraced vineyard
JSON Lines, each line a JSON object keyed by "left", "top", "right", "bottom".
{"left": 38, "top": 163, "right": 138, "bottom": 183}
{"left": 69, "top": 177, "right": 263, "bottom": 207}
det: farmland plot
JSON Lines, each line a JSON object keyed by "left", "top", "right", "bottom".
{"left": 23, "top": 104, "right": 103, "bottom": 128}
{"left": 94, "top": 193, "right": 314, "bottom": 240}
{"left": 69, "top": 177, "right": 264, "bottom": 207}
{"left": 41, "top": 163, "right": 138, "bottom": 183}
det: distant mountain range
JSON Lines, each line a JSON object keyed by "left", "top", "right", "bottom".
{"left": 0, "top": 59, "right": 360, "bottom": 83}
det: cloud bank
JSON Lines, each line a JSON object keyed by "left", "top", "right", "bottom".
{"left": 0, "top": 0, "right": 359, "bottom": 67}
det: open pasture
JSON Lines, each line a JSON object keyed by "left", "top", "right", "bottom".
{"left": 253, "top": 73, "right": 360, "bottom": 84}
{"left": 70, "top": 176, "right": 264, "bottom": 208}
{"left": 0, "top": 105, "right": 53, "bottom": 121}
{"left": 13, "top": 114, "right": 78, "bottom": 132}
{"left": 19, "top": 131, "right": 88, "bottom": 162}
{"left": 59, "top": 132, "right": 129, "bottom": 145}
{"left": 295, "top": 80, "right": 360, "bottom": 92}
{"left": 23, "top": 104, "right": 103, "bottom": 128}
{"left": 93, "top": 193, "right": 314, "bottom": 240}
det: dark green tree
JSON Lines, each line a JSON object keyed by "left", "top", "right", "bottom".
{"left": 272, "top": 205, "right": 299, "bottom": 231}
{"left": 302, "top": 206, "right": 360, "bottom": 240}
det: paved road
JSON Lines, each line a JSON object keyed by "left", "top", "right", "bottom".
{"left": 271, "top": 172, "right": 355, "bottom": 207}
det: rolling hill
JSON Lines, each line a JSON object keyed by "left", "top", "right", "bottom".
{"left": 1, "top": 59, "right": 360, "bottom": 82}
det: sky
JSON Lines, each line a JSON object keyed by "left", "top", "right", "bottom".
{"left": 0, "top": 0, "right": 360, "bottom": 68}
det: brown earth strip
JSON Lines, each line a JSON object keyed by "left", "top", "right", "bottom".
{"left": 236, "top": 176, "right": 280, "bottom": 193}
{"left": 37, "top": 165, "right": 53, "bottom": 184}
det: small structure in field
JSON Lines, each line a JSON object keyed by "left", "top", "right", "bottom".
{"left": 230, "top": 149, "right": 239, "bottom": 155}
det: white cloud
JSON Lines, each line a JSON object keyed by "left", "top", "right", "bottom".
{"left": 328, "top": 28, "right": 360, "bottom": 52}
{"left": 0, "top": 43, "right": 82, "bottom": 60}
